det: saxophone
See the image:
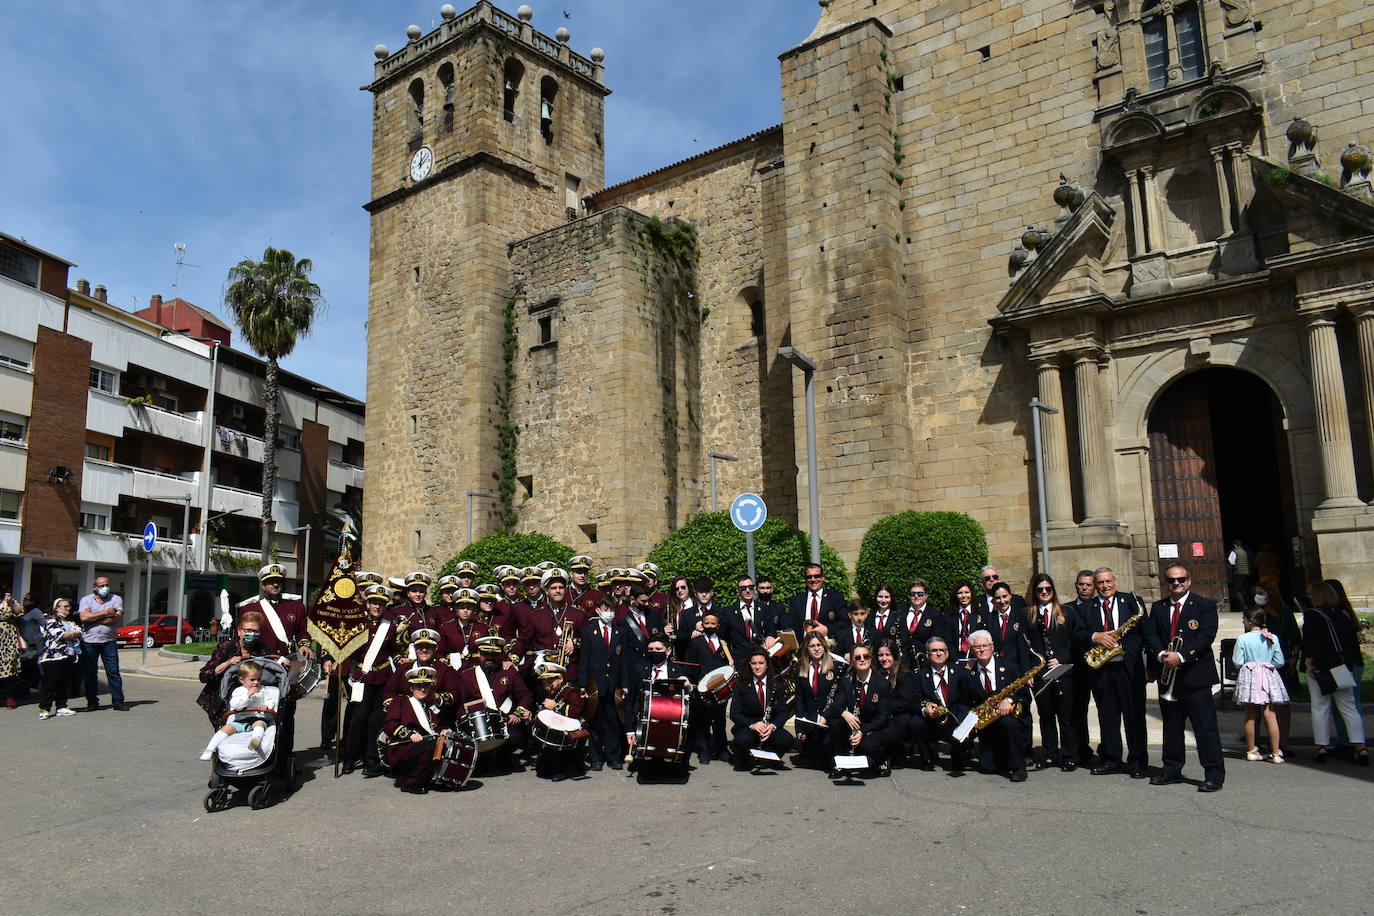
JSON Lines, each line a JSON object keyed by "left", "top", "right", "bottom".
{"left": 971, "top": 648, "right": 1046, "bottom": 731}
{"left": 1084, "top": 602, "right": 1146, "bottom": 669}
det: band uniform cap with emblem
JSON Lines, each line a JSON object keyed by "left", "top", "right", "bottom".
{"left": 535, "top": 560, "right": 556, "bottom": 573}
{"left": 409, "top": 627, "right": 440, "bottom": 647}
{"left": 596, "top": 571, "right": 616, "bottom": 589}
{"left": 637, "top": 562, "right": 661, "bottom": 579}
{"left": 622, "top": 568, "right": 648, "bottom": 586}
{"left": 569, "top": 555, "right": 593, "bottom": 571}
{"left": 404, "top": 571, "right": 433, "bottom": 589}
{"left": 363, "top": 584, "right": 391, "bottom": 602}
{"left": 436, "top": 575, "right": 462, "bottom": 591}
{"left": 541, "top": 568, "right": 568, "bottom": 587}
{"left": 387, "top": 576, "right": 407, "bottom": 592}
{"left": 537, "top": 661, "right": 568, "bottom": 680}
{"left": 455, "top": 560, "right": 480, "bottom": 577}
{"left": 353, "top": 570, "right": 383, "bottom": 587}
{"left": 258, "top": 563, "right": 287, "bottom": 582}
{"left": 406, "top": 665, "right": 438, "bottom": 685}
{"left": 454, "top": 587, "right": 480, "bottom": 605}
{"left": 475, "top": 635, "right": 508, "bottom": 653}
{"left": 476, "top": 584, "right": 500, "bottom": 600}
{"left": 520, "top": 566, "right": 541, "bottom": 583}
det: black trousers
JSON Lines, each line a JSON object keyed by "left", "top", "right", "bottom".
{"left": 345, "top": 683, "right": 384, "bottom": 767}
{"left": 1035, "top": 677, "right": 1079, "bottom": 762}
{"left": 1090, "top": 663, "right": 1148, "bottom": 769}
{"left": 1160, "top": 683, "right": 1225, "bottom": 784}
{"left": 321, "top": 671, "right": 341, "bottom": 747}
{"left": 978, "top": 714, "right": 1030, "bottom": 775}
{"left": 38, "top": 657, "right": 77, "bottom": 710}
{"left": 585, "top": 691, "right": 623, "bottom": 765}
{"left": 692, "top": 697, "right": 727, "bottom": 758}
{"left": 908, "top": 713, "right": 966, "bottom": 768}
{"left": 730, "top": 725, "right": 796, "bottom": 765}
{"left": 1071, "top": 666, "right": 1094, "bottom": 763}
{"left": 829, "top": 725, "right": 887, "bottom": 766}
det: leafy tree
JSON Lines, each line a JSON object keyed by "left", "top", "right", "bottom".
{"left": 646, "top": 512, "right": 849, "bottom": 600}
{"left": 854, "top": 511, "right": 987, "bottom": 610}
{"left": 439, "top": 531, "right": 575, "bottom": 584}
{"left": 223, "top": 247, "right": 323, "bottom": 560}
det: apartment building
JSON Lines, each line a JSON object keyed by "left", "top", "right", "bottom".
{"left": 0, "top": 231, "right": 364, "bottom": 630}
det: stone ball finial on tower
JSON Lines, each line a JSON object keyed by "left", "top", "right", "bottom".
{"left": 590, "top": 47, "right": 605, "bottom": 63}
{"left": 374, "top": 44, "right": 390, "bottom": 60}
{"left": 1053, "top": 173, "right": 1087, "bottom": 211}
{"left": 518, "top": 5, "right": 534, "bottom": 21}
{"left": 406, "top": 24, "right": 422, "bottom": 41}
{"left": 556, "top": 26, "right": 570, "bottom": 43}
{"left": 1286, "top": 118, "right": 1316, "bottom": 153}
{"left": 440, "top": 4, "right": 456, "bottom": 19}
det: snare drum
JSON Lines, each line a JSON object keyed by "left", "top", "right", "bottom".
{"left": 696, "top": 665, "right": 737, "bottom": 704}
{"left": 533, "top": 709, "right": 585, "bottom": 750}
{"left": 286, "top": 655, "right": 322, "bottom": 700}
{"left": 431, "top": 733, "right": 479, "bottom": 788}
{"left": 633, "top": 682, "right": 690, "bottom": 762}
{"left": 461, "top": 708, "right": 510, "bottom": 752}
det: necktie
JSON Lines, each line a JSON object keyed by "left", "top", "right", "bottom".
{"left": 877, "top": 613, "right": 886, "bottom": 631}
{"left": 603, "top": 624, "right": 610, "bottom": 649}
{"left": 938, "top": 671, "right": 950, "bottom": 704}
{"left": 909, "top": 612, "right": 918, "bottom": 634}
{"left": 961, "top": 610, "right": 970, "bottom": 653}
{"left": 858, "top": 680, "right": 867, "bottom": 709}
{"left": 982, "top": 667, "right": 993, "bottom": 694}
{"left": 855, "top": 626, "right": 862, "bottom": 646}
{"left": 811, "top": 662, "right": 819, "bottom": 694}
{"left": 756, "top": 679, "right": 765, "bottom": 709}
{"left": 709, "top": 635, "right": 717, "bottom": 653}
{"left": 1042, "top": 606, "right": 1051, "bottom": 631}
{"left": 999, "top": 612, "right": 1009, "bottom": 640}
{"left": 744, "top": 608, "right": 752, "bottom": 641}
{"left": 810, "top": 593, "right": 819, "bottom": 620}
{"left": 1170, "top": 601, "right": 1181, "bottom": 640}
{"left": 656, "top": 665, "right": 665, "bottom": 680}
{"left": 1103, "top": 598, "right": 1113, "bottom": 632}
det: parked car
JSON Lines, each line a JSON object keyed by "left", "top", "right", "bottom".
{"left": 116, "top": 615, "right": 195, "bottom": 648}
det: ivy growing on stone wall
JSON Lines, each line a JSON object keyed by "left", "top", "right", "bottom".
{"left": 496, "top": 296, "right": 519, "bottom": 530}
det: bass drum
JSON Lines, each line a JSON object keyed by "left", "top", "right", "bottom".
{"left": 432, "top": 733, "right": 479, "bottom": 788}
{"left": 460, "top": 707, "right": 510, "bottom": 752}
{"left": 633, "top": 682, "right": 690, "bottom": 762}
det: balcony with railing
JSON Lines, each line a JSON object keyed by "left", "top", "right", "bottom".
{"left": 210, "top": 483, "right": 299, "bottom": 528}
{"left": 326, "top": 459, "right": 365, "bottom": 492}
{"left": 81, "top": 459, "right": 199, "bottom": 506}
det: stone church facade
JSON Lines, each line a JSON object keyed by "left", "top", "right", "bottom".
{"left": 363, "top": 0, "right": 1374, "bottom": 606}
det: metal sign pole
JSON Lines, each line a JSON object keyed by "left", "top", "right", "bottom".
{"left": 142, "top": 551, "right": 152, "bottom": 669}
{"left": 746, "top": 531, "right": 756, "bottom": 582}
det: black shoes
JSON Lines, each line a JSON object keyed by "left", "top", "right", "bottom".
{"left": 607, "top": 760, "right": 623, "bottom": 770}
{"left": 361, "top": 765, "right": 383, "bottom": 778}
{"left": 112, "top": 702, "right": 130, "bottom": 712}
{"left": 1008, "top": 770, "right": 1027, "bottom": 782}
{"left": 1129, "top": 768, "right": 1148, "bottom": 779}
{"left": 1061, "top": 763, "right": 1078, "bottom": 772}
{"left": 589, "top": 762, "right": 604, "bottom": 771}
{"left": 1149, "top": 773, "right": 1183, "bottom": 786}
{"left": 1090, "top": 764, "right": 1122, "bottom": 775}
{"left": 1197, "top": 781, "right": 1223, "bottom": 793}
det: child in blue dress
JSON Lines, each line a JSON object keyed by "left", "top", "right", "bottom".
{"left": 1232, "top": 609, "right": 1289, "bottom": 763}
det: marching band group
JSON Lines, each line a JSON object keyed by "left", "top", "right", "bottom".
{"left": 202, "top": 555, "right": 1232, "bottom": 794}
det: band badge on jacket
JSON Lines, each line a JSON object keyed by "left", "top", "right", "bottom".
{"left": 825, "top": 671, "right": 834, "bottom": 681}
{"left": 923, "top": 619, "right": 932, "bottom": 627}
{"left": 1188, "top": 619, "right": 1198, "bottom": 630}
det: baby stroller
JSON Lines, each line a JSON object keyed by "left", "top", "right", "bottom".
{"left": 203, "top": 657, "right": 300, "bottom": 812}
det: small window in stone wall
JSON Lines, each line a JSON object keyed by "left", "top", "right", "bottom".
{"left": 531, "top": 298, "right": 559, "bottom": 348}
{"left": 1142, "top": 1, "right": 1205, "bottom": 90}
{"left": 408, "top": 78, "right": 425, "bottom": 146}
{"left": 540, "top": 76, "right": 558, "bottom": 141}
{"left": 579, "top": 523, "right": 597, "bottom": 544}
{"left": 438, "top": 62, "right": 455, "bottom": 135}
{"left": 503, "top": 58, "right": 525, "bottom": 124}
{"left": 537, "top": 314, "right": 554, "bottom": 345}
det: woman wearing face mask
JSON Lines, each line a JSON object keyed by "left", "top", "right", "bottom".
{"left": 1251, "top": 584, "right": 1299, "bottom": 751}
{"left": 196, "top": 610, "right": 267, "bottom": 726}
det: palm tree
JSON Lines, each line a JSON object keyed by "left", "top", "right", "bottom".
{"left": 223, "top": 247, "right": 323, "bottom": 561}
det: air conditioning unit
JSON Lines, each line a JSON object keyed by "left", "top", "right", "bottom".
{"left": 150, "top": 376, "right": 167, "bottom": 390}
{"left": 230, "top": 404, "right": 245, "bottom": 419}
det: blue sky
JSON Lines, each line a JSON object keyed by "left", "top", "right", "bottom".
{"left": 0, "top": 1, "right": 819, "bottom": 400}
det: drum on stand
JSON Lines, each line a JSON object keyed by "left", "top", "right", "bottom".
{"left": 533, "top": 709, "right": 587, "bottom": 750}
{"left": 633, "top": 680, "right": 690, "bottom": 762}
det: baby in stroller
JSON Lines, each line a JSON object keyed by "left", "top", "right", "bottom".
{"left": 201, "top": 660, "right": 280, "bottom": 760}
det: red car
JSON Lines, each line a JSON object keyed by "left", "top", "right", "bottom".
{"left": 116, "top": 615, "right": 195, "bottom": 648}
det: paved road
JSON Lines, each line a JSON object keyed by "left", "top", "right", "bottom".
{"left": 2, "top": 669, "right": 1371, "bottom": 916}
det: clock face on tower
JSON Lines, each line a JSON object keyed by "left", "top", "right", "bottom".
{"left": 409, "top": 146, "right": 433, "bottom": 182}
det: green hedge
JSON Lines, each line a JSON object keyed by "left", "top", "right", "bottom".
{"left": 854, "top": 511, "right": 987, "bottom": 609}
{"left": 439, "top": 531, "right": 575, "bottom": 584}
{"left": 646, "top": 511, "right": 849, "bottom": 600}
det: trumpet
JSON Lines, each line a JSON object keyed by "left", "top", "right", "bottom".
{"left": 1084, "top": 606, "right": 1145, "bottom": 669}
{"left": 1158, "top": 635, "right": 1183, "bottom": 702}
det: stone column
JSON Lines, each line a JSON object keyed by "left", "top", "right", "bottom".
{"left": 1210, "top": 146, "right": 1234, "bottom": 235}
{"left": 1353, "top": 303, "right": 1374, "bottom": 488}
{"left": 1139, "top": 165, "right": 1164, "bottom": 252}
{"left": 1074, "top": 350, "right": 1113, "bottom": 521}
{"left": 1125, "top": 168, "right": 1147, "bottom": 255}
{"left": 1035, "top": 357, "right": 1075, "bottom": 525}
{"left": 1227, "top": 143, "right": 1255, "bottom": 231}
{"left": 1306, "top": 314, "right": 1363, "bottom": 507}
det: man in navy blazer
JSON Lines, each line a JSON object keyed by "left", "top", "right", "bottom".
{"left": 788, "top": 563, "right": 846, "bottom": 635}
{"left": 579, "top": 594, "right": 627, "bottom": 770}
{"left": 1144, "top": 563, "right": 1224, "bottom": 792}
{"left": 1082, "top": 567, "right": 1150, "bottom": 777}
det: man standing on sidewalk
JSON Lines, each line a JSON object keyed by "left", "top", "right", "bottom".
{"left": 78, "top": 577, "right": 128, "bottom": 711}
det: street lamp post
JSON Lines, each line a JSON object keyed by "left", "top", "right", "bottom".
{"left": 292, "top": 524, "right": 312, "bottom": 603}
{"left": 707, "top": 451, "right": 739, "bottom": 512}
{"left": 1029, "top": 397, "right": 1061, "bottom": 582}
{"left": 466, "top": 491, "right": 501, "bottom": 546}
{"left": 778, "top": 346, "right": 820, "bottom": 564}
{"left": 147, "top": 494, "right": 193, "bottom": 655}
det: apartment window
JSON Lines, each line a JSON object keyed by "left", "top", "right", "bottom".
{"left": 0, "top": 419, "right": 24, "bottom": 442}
{"left": 1143, "top": 1, "right": 1205, "bottom": 90}
{"left": 86, "top": 442, "right": 112, "bottom": 461}
{"left": 0, "top": 333, "right": 32, "bottom": 370}
{"left": 80, "top": 512, "right": 109, "bottom": 531}
{"left": 154, "top": 393, "right": 179, "bottom": 412}
{"left": 280, "top": 429, "right": 301, "bottom": 451}
{"left": 90, "top": 366, "right": 117, "bottom": 394}
{"left": 0, "top": 244, "right": 39, "bottom": 288}
{"left": 0, "top": 489, "right": 20, "bottom": 520}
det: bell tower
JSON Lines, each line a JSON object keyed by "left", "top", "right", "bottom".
{"left": 362, "top": 1, "right": 609, "bottom": 572}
